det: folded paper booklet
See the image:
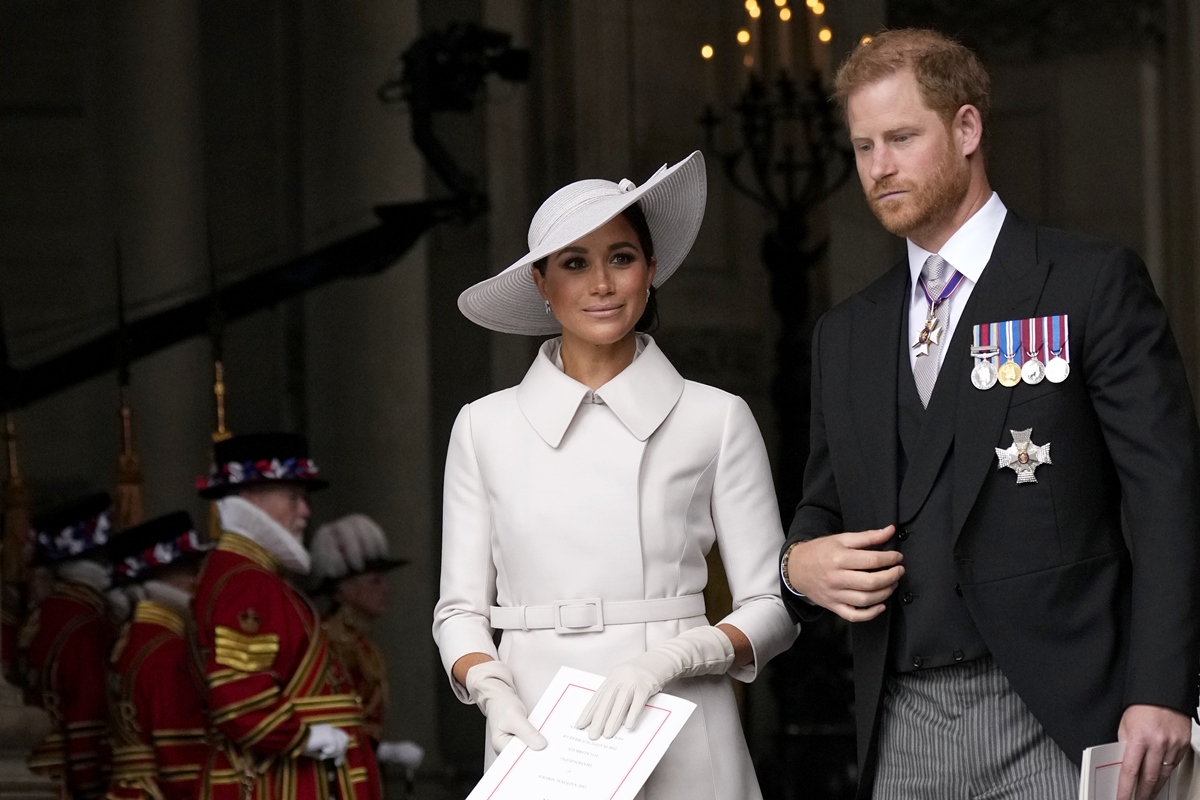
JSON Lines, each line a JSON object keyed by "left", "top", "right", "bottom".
{"left": 467, "top": 666, "right": 696, "bottom": 800}
{"left": 1079, "top": 742, "right": 1200, "bottom": 800}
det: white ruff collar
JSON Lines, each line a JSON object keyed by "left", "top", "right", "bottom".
{"left": 144, "top": 580, "right": 192, "bottom": 616}
{"left": 56, "top": 559, "right": 111, "bottom": 592}
{"left": 106, "top": 584, "right": 144, "bottom": 624}
{"left": 217, "top": 495, "right": 312, "bottom": 574}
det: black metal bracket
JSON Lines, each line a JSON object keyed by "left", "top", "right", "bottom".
{"left": 0, "top": 23, "right": 530, "bottom": 413}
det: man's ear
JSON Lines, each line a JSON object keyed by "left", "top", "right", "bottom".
{"left": 957, "top": 104, "right": 983, "bottom": 158}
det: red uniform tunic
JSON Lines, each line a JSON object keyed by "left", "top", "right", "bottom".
{"left": 192, "top": 532, "right": 381, "bottom": 800}
{"left": 19, "top": 581, "right": 116, "bottom": 799}
{"left": 321, "top": 608, "right": 387, "bottom": 745}
{"left": 106, "top": 600, "right": 210, "bottom": 800}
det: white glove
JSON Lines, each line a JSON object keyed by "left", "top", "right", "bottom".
{"left": 375, "top": 740, "right": 425, "bottom": 768}
{"left": 576, "top": 625, "right": 735, "bottom": 739}
{"left": 465, "top": 660, "right": 548, "bottom": 754}
{"left": 302, "top": 724, "right": 350, "bottom": 765}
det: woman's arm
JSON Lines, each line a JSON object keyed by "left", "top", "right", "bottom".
{"left": 451, "top": 652, "right": 495, "bottom": 686}
{"left": 433, "top": 406, "right": 502, "bottom": 701}
{"left": 709, "top": 396, "right": 802, "bottom": 679}
{"left": 716, "top": 623, "right": 753, "bottom": 669}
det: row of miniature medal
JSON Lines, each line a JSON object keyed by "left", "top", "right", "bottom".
{"left": 971, "top": 315, "right": 1070, "bottom": 390}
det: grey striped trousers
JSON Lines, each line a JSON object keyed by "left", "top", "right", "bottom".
{"left": 872, "top": 656, "right": 1079, "bottom": 799}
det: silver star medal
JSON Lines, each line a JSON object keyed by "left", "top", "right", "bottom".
{"left": 995, "top": 428, "right": 1051, "bottom": 484}
{"left": 913, "top": 314, "right": 941, "bottom": 357}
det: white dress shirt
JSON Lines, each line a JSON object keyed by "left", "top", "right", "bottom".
{"left": 783, "top": 193, "right": 1011, "bottom": 600}
{"left": 906, "top": 192, "right": 1008, "bottom": 372}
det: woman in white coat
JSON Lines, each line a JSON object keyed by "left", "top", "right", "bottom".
{"left": 433, "top": 151, "right": 799, "bottom": 800}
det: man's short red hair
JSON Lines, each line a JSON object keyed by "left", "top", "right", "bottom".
{"left": 834, "top": 28, "right": 991, "bottom": 136}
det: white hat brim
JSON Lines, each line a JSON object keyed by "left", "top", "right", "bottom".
{"left": 458, "top": 151, "right": 707, "bottom": 335}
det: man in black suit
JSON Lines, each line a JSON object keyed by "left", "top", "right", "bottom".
{"left": 781, "top": 29, "right": 1200, "bottom": 800}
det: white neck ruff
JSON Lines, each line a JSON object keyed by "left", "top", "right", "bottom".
{"left": 56, "top": 559, "right": 111, "bottom": 592}
{"left": 106, "top": 584, "right": 144, "bottom": 624}
{"left": 217, "top": 495, "right": 312, "bottom": 574}
{"left": 144, "top": 580, "right": 192, "bottom": 616}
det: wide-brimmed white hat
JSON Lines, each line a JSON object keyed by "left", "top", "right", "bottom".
{"left": 458, "top": 150, "right": 707, "bottom": 335}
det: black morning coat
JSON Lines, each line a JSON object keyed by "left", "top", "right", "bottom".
{"left": 782, "top": 212, "right": 1200, "bottom": 798}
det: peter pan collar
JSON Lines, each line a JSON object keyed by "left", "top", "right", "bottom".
{"left": 516, "top": 334, "right": 685, "bottom": 448}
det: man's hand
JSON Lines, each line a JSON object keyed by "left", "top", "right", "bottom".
{"left": 1116, "top": 704, "right": 1192, "bottom": 800}
{"left": 785, "top": 526, "right": 903, "bottom": 622}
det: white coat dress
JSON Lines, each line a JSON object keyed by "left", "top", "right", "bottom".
{"left": 433, "top": 334, "right": 799, "bottom": 800}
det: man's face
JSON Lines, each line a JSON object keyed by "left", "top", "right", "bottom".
{"left": 335, "top": 570, "right": 391, "bottom": 620}
{"left": 239, "top": 483, "right": 311, "bottom": 540}
{"left": 847, "top": 69, "right": 971, "bottom": 240}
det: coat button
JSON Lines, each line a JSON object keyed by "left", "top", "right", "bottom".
{"left": 902, "top": 592, "right": 914, "bottom": 604}
{"left": 953, "top": 650, "right": 964, "bottom": 662}
{"left": 912, "top": 656, "right": 923, "bottom": 668}
{"left": 897, "top": 528, "right": 910, "bottom": 541}
{"left": 954, "top": 583, "right": 963, "bottom": 597}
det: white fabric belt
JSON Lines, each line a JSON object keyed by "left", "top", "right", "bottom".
{"left": 489, "top": 593, "right": 706, "bottom": 634}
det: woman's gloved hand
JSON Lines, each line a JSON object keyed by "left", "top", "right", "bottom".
{"left": 575, "top": 625, "right": 735, "bottom": 739}
{"left": 465, "top": 660, "right": 548, "bottom": 754}
{"left": 302, "top": 724, "right": 350, "bottom": 765}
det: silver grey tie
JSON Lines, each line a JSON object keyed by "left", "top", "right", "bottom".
{"left": 913, "top": 254, "right": 951, "bottom": 408}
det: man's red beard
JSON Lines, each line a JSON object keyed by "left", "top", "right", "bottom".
{"left": 867, "top": 140, "right": 971, "bottom": 240}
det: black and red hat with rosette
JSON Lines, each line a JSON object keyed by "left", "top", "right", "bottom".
{"left": 107, "top": 511, "right": 213, "bottom": 584}
{"left": 31, "top": 492, "right": 113, "bottom": 565}
{"left": 196, "top": 432, "right": 329, "bottom": 499}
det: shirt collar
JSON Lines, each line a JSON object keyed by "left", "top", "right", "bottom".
{"left": 516, "top": 334, "right": 684, "bottom": 448}
{"left": 907, "top": 192, "right": 1008, "bottom": 293}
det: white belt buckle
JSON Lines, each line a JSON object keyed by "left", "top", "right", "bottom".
{"left": 552, "top": 598, "right": 604, "bottom": 634}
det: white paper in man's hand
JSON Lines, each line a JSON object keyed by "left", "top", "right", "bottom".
{"left": 466, "top": 666, "right": 696, "bottom": 800}
{"left": 1079, "top": 742, "right": 1200, "bottom": 800}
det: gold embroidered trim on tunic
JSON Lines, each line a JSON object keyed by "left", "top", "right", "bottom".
{"left": 216, "top": 532, "right": 278, "bottom": 572}
{"left": 210, "top": 687, "right": 280, "bottom": 725}
{"left": 59, "top": 582, "right": 108, "bottom": 614}
{"left": 206, "top": 668, "right": 246, "bottom": 689}
{"left": 214, "top": 625, "right": 279, "bottom": 672}
{"left": 134, "top": 601, "right": 186, "bottom": 636}
{"left": 152, "top": 728, "right": 207, "bottom": 744}
{"left": 237, "top": 700, "right": 295, "bottom": 749}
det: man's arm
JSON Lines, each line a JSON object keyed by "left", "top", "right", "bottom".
{"left": 201, "top": 577, "right": 308, "bottom": 758}
{"left": 1081, "top": 247, "right": 1200, "bottom": 800}
{"left": 783, "top": 529, "right": 903, "bottom": 623}
{"left": 783, "top": 315, "right": 904, "bottom": 623}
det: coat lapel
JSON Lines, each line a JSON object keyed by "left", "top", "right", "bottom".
{"left": 896, "top": 214, "right": 1050, "bottom": 524}
{"left": 849, "top": 261, "right": 907, "bottom": 526}
{"left": 950, "top": 214, "right": 1051, "bottom": 540}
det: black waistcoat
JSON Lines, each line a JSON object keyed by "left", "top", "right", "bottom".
{"left": 889, "top": 339, "right": 989, "bottom": 672}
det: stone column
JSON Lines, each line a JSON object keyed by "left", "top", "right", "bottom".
{"left": 0, "top": 563, "right": 53, "bottom": 800}
{"left": 106, "top": 0, "right": 212, "bottom": 518}
{"left": 299, "top": 1, "right": 439, "bottom": 789}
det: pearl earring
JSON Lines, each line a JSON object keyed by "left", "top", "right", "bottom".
{"left": 645, "top": 288, "right": 650, "bottom": 301}
{"left": 544, "top": 299, "right": 551, "bottom": 315}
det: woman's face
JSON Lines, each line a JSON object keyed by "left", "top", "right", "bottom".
{"left": 532, "top": 214, "right": 656, "bottom": 347}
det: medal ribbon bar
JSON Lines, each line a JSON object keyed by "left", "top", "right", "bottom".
{"left": 1025, "top": 317, "right": 1045, "bottom": 363}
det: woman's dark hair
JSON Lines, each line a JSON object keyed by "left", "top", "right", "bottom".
{"left": 533, "top": 202, "right": 659, "bottom": 333}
